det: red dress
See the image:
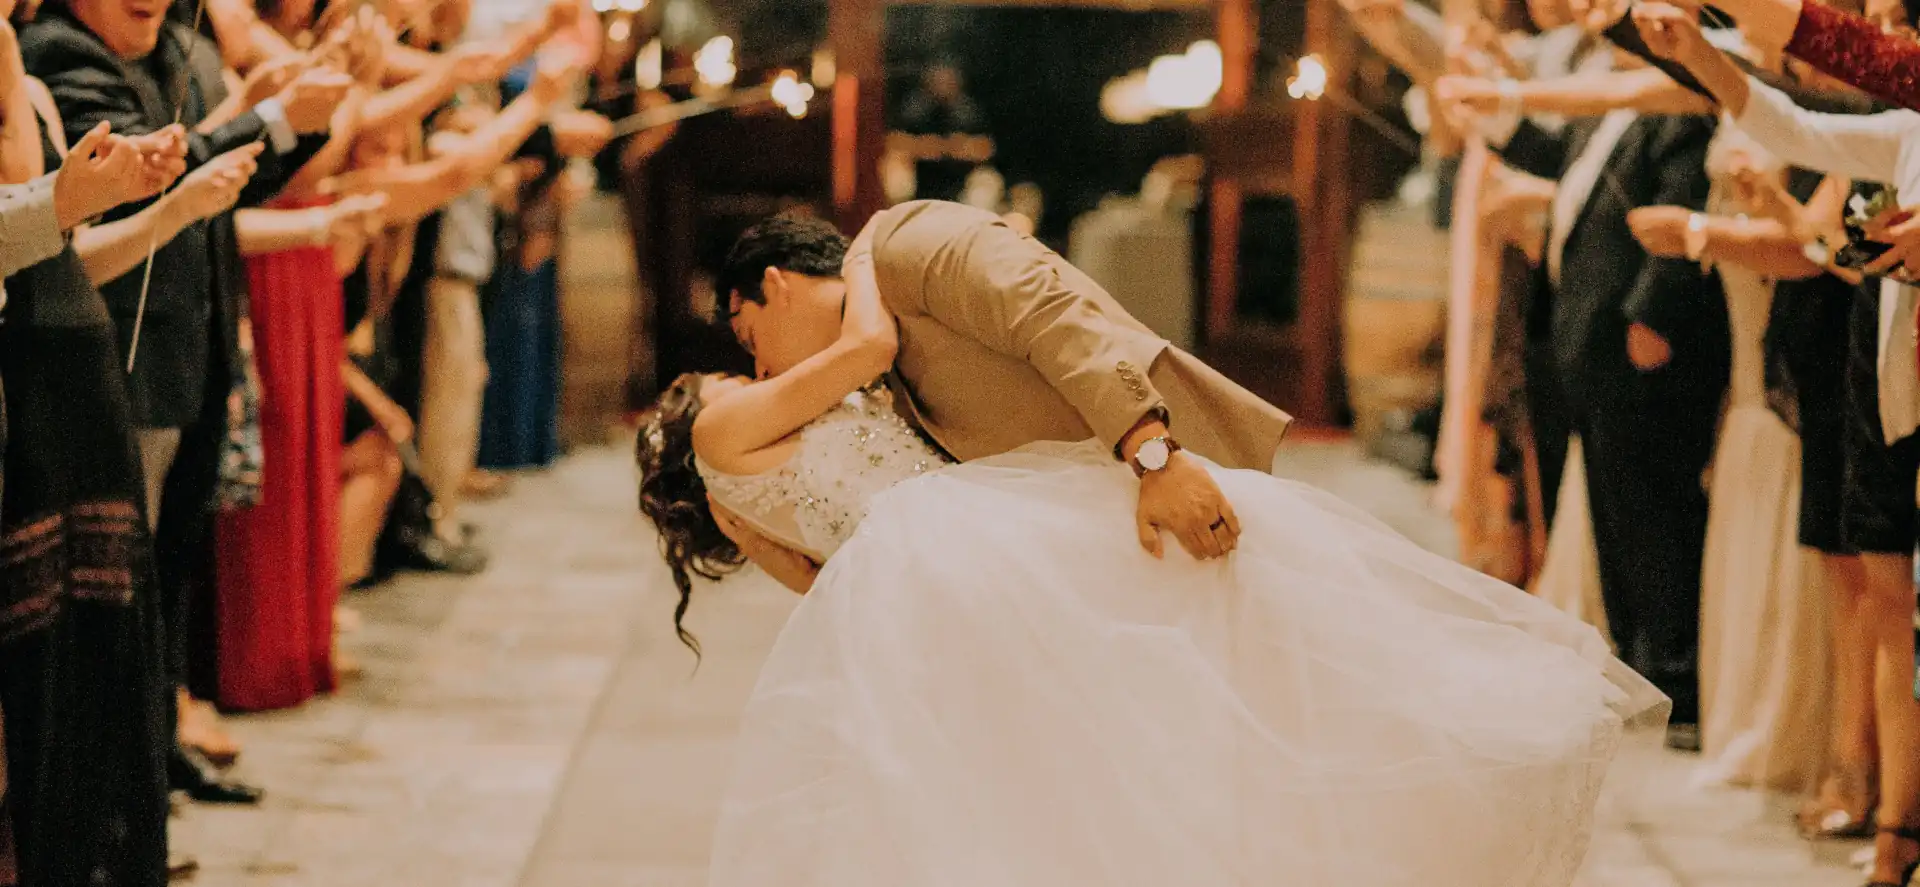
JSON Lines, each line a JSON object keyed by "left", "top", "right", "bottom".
{"left": 1786, "top": 0, "right": 1920, "bottom": 111}
{"left": 213, "top": 201, "right": 343, "bottom": 711}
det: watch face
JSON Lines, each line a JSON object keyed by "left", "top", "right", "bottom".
{"left": 1137, "top": 438, "right": 1171, "bottom": 471}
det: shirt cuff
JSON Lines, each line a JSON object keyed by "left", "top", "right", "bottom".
{"left": 253, "top": 99, "right": 299, "bottom": 155}
{"left": 5, "top": 173, "right": 68, "bottom": 262}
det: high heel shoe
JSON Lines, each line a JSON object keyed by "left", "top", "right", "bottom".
{"left": 168, "top": 744, "right": 264, "bottom": 806}
{"left": 1865, "top": 824, "right": 1920, "bottom": 887}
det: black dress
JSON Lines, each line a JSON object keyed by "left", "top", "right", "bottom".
{"left": 0, "top": 126, "right": 170, "bottom": 887}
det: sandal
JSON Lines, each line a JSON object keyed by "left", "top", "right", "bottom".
{"left": 1804, "top": 767, "right": 1879, "bottom": 840}
{"left": 1866, "top": 824, "right": 1920, "bottom": 887}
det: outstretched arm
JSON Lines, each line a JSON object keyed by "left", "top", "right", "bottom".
{"left": 883, "top": 206, "right": 1243, "bottom": 560}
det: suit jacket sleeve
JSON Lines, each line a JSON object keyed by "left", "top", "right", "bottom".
{"left": 1491, "top": 120, "right": 1570, "bottom": 181}
{"left": 1622, "top": 116, "right": 1716, "bottom": 338}
{"left": 875, "top": 204, "right": 1171, "bottom": 451}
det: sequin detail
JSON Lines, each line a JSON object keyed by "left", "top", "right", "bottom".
{"left": 698, "top": 387, "right": 951, "bottom": 559}
{"left": 1787, "top": 2, "right": 1920, "bottom": 113}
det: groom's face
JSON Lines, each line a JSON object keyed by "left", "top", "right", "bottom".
{"left": 728, "top": 268, "right": 847, "bottom": 378}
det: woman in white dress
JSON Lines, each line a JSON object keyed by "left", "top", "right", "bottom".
{"left": 633, "top": 259, "right": 1668, "bottom": 887}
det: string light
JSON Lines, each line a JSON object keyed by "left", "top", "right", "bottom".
{"left": 694, "top": 35, "right": 737, "bottom": 90}
{"left": 771, "top": 70, "right": 815, "bottom": 118}
{"left": 1140, "top": 40, "right": 1223, "bottom": 111}
{"left": 1287, "top": 55, "right": 1328, "bottom": 101}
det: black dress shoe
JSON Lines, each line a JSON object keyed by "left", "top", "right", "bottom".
{"left": 1665, "top": 723, "right": 1702, "bottom": 753}
{"left": 169, "top": 744, "right": 264, "bottom": 805}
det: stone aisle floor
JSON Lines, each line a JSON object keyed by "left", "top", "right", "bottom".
{"left": 171, "top": 440, "right": 1861, "bottom": 886}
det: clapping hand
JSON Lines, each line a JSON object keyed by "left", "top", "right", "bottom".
{"left": 276, "top": 67, "right": 355, "bottom": 135}
{"left": 161, "top": 142, "right": 265, "bottom": 225}
{"left": 53, "top": 122, "right": 184, "bottom": 228}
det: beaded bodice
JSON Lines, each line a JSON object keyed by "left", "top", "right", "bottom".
{"left": 698, "top": 386, "right": 951, "bottom": 561}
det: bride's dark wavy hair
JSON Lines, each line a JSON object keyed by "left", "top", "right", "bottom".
{"left": 636, "top": 373, "right": 747, "bottom": 658}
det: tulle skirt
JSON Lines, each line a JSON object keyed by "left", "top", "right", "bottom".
{"left": 709, "top": 441, "right": 1669, "bottom": 887}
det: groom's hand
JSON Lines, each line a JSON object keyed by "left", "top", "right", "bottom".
{"left": 1137, "top": 454, "right": 1241, "bottom": 561}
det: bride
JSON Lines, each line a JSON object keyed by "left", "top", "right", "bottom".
{"left": 635, "top": 224, "right": 1668, "bottom": 886}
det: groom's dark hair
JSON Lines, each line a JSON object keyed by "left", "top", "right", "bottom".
{"left": 717, "top": 212, "right": 849, "bottom": 306}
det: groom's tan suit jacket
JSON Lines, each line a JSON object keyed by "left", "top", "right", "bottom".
{"left": 850, "top": 200, "right": 1292, "bottom": 471}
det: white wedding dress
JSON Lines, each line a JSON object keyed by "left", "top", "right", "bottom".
{"left": 699, "top": 387, "right": 1669, "bottom": 887}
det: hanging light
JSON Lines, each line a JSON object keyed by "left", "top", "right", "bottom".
{"left": 608, "top": 17, "right": 632, "bottom": 43}
{"left": 694, "top": 35, "right": 737, "bottom": 90}
{"left": 771, "top": 71, "right": 815, "bottom": 118}
{"left": 593, "top": 0, "right": 616, "bottom": 12}
{"left": 615, "top": 0, "right": 649, "bottom": 10}
{"left": 635, "top": 38, "right": 663, "bottom": 90}
{"left": 1287, "top": 55, "right": 1328, "bottom": 101}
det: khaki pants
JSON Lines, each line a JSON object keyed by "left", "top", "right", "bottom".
{"left": 417, "top": 276, "right": 488, "bottom": 534}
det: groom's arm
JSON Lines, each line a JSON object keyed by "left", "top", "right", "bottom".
{"left": 868, "top": 212, "right": 1172, "bottom": 452}
{"left": 868, "top": 208, "right": 1242, "bottom": 560}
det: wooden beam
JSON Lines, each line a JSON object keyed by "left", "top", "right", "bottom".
{"left": 1291, "top": 0, "right": 1355, "bottom": 426}
{"left": 1205, "top": 0, "right": 1253, "bottom": 344}
{"left": 829, "top": 0, "right": 888, "bottom": 232}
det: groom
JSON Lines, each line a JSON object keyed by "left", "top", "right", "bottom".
{"left": 715, "top": 200, "right": 1293, "bottom": 561}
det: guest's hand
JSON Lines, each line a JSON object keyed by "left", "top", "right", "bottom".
{"left": 551, "top": 110, "right": 614, "bottom": 158}
{"left": 1627, "top": 205, "right": 1693, "bottom": 257}
{"left": 1136, "top": 452, "right": 1240, "bottom": 560}
{"left": 1627, "top": 322, "right": 1674, "bottom": 370}
{"left": 276, "top": 68, "right": 355, "bottom": 135}
{"left": 1433, "top": 75, "right": 1503, "bottom": 118}
{"left": 452, "top": 43, "right": 517, "bottom": 85}
{"left": 243, "top": 52, "right": 312, "bottom": 109}
{"left": 53, "top": 123, "right": 164, "bottom": 227}
{"left": 1862, "top": 209, "right": 1920, "bottom": 280}
{"left": 542, "top": 0, "right": 585, "bottom": 38}
{"left": 324, "top": 192, "right": 389, "bottom": 244}
{"left": 161, "top": 142, "right": 264, "bottom": 226}
{"left": 532, "top": 49, "right": 587, "bottom": 104}
{"left": 122, "top": 124, "right": 190, "bottom": 187}
{"left": 1633, "top": 2, "right": 1713, "bottom": 62}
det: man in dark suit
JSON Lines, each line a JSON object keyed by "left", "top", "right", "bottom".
{"left": 1467, "top": 92, "right": 1730, "bottom": 750}
{"left": 20, "top": 0, "right": 343, "bottom": 810}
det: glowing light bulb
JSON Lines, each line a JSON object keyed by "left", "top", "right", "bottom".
{"left": 615, "top": 0, "right": 647, "bottom": 9}
{"left": 771, "top": 71, "right": 815, "bottom": 118}
{"left": 1287, "top": 55, "right": 1328, "bottom": 101}
{"left": 694, "top": 35, "right": 737, "bottom": 90}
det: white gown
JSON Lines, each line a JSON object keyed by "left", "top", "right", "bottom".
{"left": 699, "top": 388, "right": 1670, "bottom": 887}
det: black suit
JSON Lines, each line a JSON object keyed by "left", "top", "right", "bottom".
{"left": 21, "top": 10, "right": 321, "bottom": 429}
{"left": 1498, "top": 114, "right": 1731, "bottom": 724}
{"left": 21, "top": 11, "right": 323, "bottom": 688}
